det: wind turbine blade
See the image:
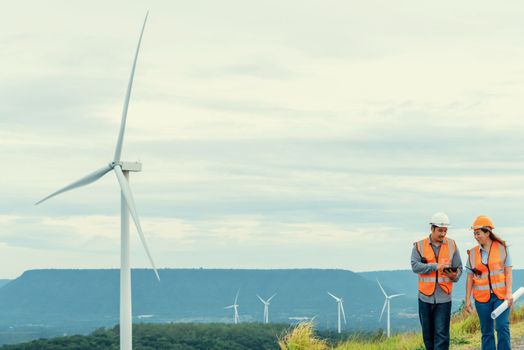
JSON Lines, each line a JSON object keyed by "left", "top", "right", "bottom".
{"left": 256, "top": 294, "right": 266, "bottom": 304}
{"left": 224, "top": 305, "right": 234, "bottom": 309}
{"left": 235, "top": 289, "right": 240, "bottom": 304}
{"left": 327, "top": 292, "right": 340, "bottom": 301}
{"left": 113, "top": 11, "right": 149, "bottom": 163}
{"left": 114, "top": 165, "right": 160, "bottom": 280}
{"left": 389, "top": 293, "right": 405, "bottom": 299}
{"left": 341, "top": 302, "right": 347, "bottom": 324}
{"left": 379, "top": 299, "right": 387, "bottom": 321}
{"left": 377, "top": 279, "right": 388, "bottom": 297}
{"left": 35, "top": 165, "right": 112, "bottom": 205}
{"left": 268, "top": 293, "right": 277, "bottom": 302}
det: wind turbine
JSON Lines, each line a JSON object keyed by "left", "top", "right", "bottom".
{"left": 377, "top": 279, "right": 405, "bottom": 337}
{"left": 224, "top": 289, "right": 240, "bottom": 324}
{"left": 327, "top": 292, "right": 346, "bottom": 334}
{"left": 257, "top": 293, "right": 276, "bottom": 324}
{"left": 35, "top": 12, "right": 158, "bottom": 350}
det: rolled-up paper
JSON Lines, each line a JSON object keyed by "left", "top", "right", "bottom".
{"left": 491, "top": 287, "right": 524, "bottom": 319}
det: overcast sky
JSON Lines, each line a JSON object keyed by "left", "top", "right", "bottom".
{"left": 2, "top": 1, "right": 524, "bottom": 278}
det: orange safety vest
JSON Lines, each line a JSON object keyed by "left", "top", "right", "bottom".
{"left": 468, "top": 241, "right": 507, "bottom": 302}
{"left": 415, "top": 237, "right": 456, "bottom": 296}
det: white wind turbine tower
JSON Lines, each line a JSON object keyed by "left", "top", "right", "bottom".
{"left": 327, "top": 292, "right": 346, "bottom": 334}
{"left": 377, "top": 280, "right": 405, "bottom": 337}
{"left": 35, "top": 12, "right": 158, "bottom": 350}
{"left": 257, "top": 293, "right": 276, "bottom": 324}
{"left": 224, "top": 290, "right": 240, "bottom": 324}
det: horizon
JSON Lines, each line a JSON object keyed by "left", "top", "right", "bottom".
{"left": 0, "top": 266, "right": 412, "bottom": 280}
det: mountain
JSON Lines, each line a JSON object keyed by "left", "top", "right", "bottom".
{"left": 0, "top": 280, "right": 10, "bottom": 289}
{"left": 2, "top": 268, "right": 521, "bottom": 346}
{"left": 0, "top": 269, "right": 418, "bottom": 345}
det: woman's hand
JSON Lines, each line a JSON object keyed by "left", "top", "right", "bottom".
{"left": 505, "top": 292, "right": 513, "bottom": 308}
{"left": 466, "top": 300, "right": 473, "bottom": 314}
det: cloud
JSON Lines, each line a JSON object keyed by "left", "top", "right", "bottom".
{"left": 0, "top": 213, "right": 423, "bottom": 276}
{"left": 3, "top": 0, "right": 524, "bottom": 278}
{"left": 0, "top": 215, "right": 119, "bottom": 251}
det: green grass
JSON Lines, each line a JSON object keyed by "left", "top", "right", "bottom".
{"left": 278, "top": 305, "right": 524, "bottom": 350}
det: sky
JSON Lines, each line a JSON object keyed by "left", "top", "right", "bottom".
{"left": 2, "top": 1, "right": 524, "bottom": 279}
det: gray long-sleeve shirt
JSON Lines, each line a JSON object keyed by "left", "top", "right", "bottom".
{"left": 411, "top": 235, "right": 463, "bottom": 304}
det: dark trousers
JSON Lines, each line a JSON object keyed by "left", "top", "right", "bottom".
{"left": 475, "top": 293, "right": 511, "bottom": 350}
{"left": 418, "top": 299, "right": 452, "bottom": 350}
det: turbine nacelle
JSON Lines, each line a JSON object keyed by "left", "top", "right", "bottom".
{"left": 111, "top": 161, "right": 142, "bottom": 172}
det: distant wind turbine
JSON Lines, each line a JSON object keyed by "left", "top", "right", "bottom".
{"left": 35, "top": 12, "right": 158, "bottom": 350}
{"left": 327, "top": 292, "right": 346, "bottom": 334}
{"left": 377, "top": 280, "right": 405, "bottom": 337}
{"left": 257, "top": 293, "right": 276, "bottom": 324}
{"left": 224, "top": 289, "right": 240, "bottom": 324}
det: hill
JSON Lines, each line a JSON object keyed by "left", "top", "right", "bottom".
{"left": 0, "top": 280, "right": 10, "bottom": 289}
{"left": 9, "top": 268, "right": 524, "bottom": 346}
{"left": 0, "top": 269, "right": 418, "bottom": 345}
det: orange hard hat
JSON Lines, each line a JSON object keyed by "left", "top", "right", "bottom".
{"left": 471, "top": 215, "right": 495, "bottom": 230}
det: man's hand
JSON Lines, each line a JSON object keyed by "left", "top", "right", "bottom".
{"left": 436, "top": 263, "right": 449, "bottom": 272}
{"left": 442, "top": 269, "right": 458, "bottom": 280}
{"left": 505, "top": 292, "right": 513, "bottom": 308}
{"left": 466, "top": 300, "right": 474, "bottom": 314}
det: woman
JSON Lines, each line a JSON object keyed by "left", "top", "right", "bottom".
{"left": 465, "top": 215, "right": 513, "bottom": 350}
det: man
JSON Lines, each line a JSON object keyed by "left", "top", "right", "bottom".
{"left": 411, "top": 212, "right": 463, "bottom": 350}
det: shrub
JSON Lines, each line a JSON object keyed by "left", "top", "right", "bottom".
{"left": 278, "top": 323, "right": 329, "bottom": 350}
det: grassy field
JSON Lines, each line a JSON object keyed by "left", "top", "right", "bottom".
{"left": 279, "top": 305, "right": 524, "bottom": 350}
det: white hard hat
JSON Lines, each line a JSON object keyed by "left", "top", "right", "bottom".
{"left": 430, "top": 212, "right": 450, "bottom": 227}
